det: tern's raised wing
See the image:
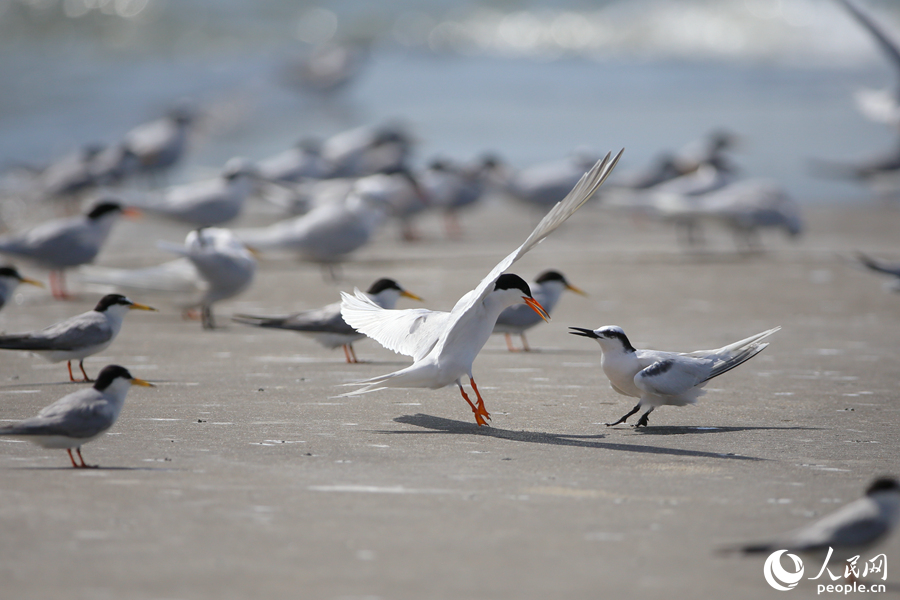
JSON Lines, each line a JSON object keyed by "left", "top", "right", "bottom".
{"left": 838, "top": 0, "right": 900, "bottom": 71}
{"left": 444, "top": 150, "right": 622, "bottom": 324}
{"left": 340, "top": 288, "right": 452, "bottom": 361}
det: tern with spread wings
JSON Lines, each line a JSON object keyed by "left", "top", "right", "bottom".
{"left": 339, "top": 150, "right": 621, "bottom": 425}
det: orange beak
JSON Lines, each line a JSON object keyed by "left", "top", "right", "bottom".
{"left": 122, "top": 207, "right": 142, "bottom": 219}
{"left": 19, "top": 277, "right": 44, "bottom": 288}
{"left": 401, "top": 290, "right": 424, "bottom": 302}
{"left": 565, "top": 283, "right": 587, "bottom": 297}
{"left": 523, "top": 296, "right": 550, "bottom": 322}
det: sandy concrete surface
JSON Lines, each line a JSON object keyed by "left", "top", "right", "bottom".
{"left": 1, "top": 201, "right": 899, "bottom": 600}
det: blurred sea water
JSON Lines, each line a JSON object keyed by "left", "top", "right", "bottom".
{"left": 1, "top": 0, "right": 899, "bottom": 203}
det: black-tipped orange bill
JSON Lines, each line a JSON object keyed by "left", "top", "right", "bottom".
{"left": 129, "top": 302, "right": 158, "bottom": 312}
{"left": 566, "top": 283, "right": 587, "bottom": 296}
{"left": 524, "top": 297, "right": 550, "bottom": 322}
{"left": 20, "top": 277, "right": 44, "bottom": 288}
{"left": 131, "top": 378, "right": 155, "bottom": 388}
{"left": 401, "top": 290, "right": 424, "bottom": 302}
{"left": 122, "top": 207, "right": 142, "bottom": 219}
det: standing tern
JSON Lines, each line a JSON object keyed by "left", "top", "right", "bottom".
{"left": 339, "top": 150, "right": 622, "bottom": 425}
{"left": 727, "top": 477, "right": 900, "bottom": 572}
{"left": 568, "top": 325, "right": 780, "bottom": 427}
{"left": 854, "top": 252, "right": 900, "bottom": 292}
{"left": 492, "top": 270, "right": 585, "bottom": 352}
{"left": 0, "top": 266, "right": 43, "bottom": 311}
{"left": 80, "top": 228, "right": 256, "bottom": 329}
{"left": 0, "top": 364, "right": 154, "bottom": 468}
{"left": 0, "top": 294, "right": 157, "bottom": 382}
{"left": 134, "top": 158, "right": 258, "bottom": 227}
{"left": 122, "top": 105, "right": 194, "bottom": 177}
{"left": 0, "top": 200, "right": 134, "bottom": 298}
{"left": 233, "top": 278, "right": 422, "bottom": 363}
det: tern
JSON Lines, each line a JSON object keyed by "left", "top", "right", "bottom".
{"left": 0, "top": 294, "right": 157, "bottom": 382}
{"left": 499, "top": 150, "right": 601, "bottom": 209}
{"left": 0, "top": 364, "right": 154, "bottom": 468}
{"left": 0, "top": 265, "right": 44, "bottom": 311}
{"left": 122, "top": 105, "right": 194, "bottom": 176}
{"left": 339, "top": 150, "right": 622, "bottom": 425}
{"left": 855, "top": 252, "right": 900, "bottom": 292}
{"left": 569, "top": 325, "right": 780, "bottom": 427}
{"left": 729, "top": 477, "right": 900, "bottom": 572}
{"left": 233, "top": 278, "right": 422, "bottom": 363}
{"left": 493, "top": 270, "right": 586, "bottom": 352}
{"left": 80, "top": 228, "right": 256, "bottom": 329}
{"left": 135, "top": 158, "right": 258, "bottom": 227}
{"left": 420, "top": 156, "right": 497, "bottom": 239}
{"left": 320, "top": 123, "right": 414, "bottom": 178}
{"left": 0, "top": 200, "right": 134, "bottom": 298}
{"left": 256, "top": 138, "right": 328, "bottom": 183}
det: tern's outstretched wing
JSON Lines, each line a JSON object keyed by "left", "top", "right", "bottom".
{"left": 838, "top": 0, "right": 900, "bottom": 71}
{"left": 340, "top": 288, "right": 451, "bottom": 361}
{"left": 444, "top": 150, "right": 621, "bottom": 324}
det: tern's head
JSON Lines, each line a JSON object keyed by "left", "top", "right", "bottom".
{"left": 494, "top": 273, "right": 550, "bottom": 321}
{"left": 93, "top": 364, "right": 154, "bottom": 396}
{"left": 94, "top": 294, "right": 158, "bottom": 316}
{"left": 866, "top": 477, "right": 900, "bottom": 497}
{"left": 85, "top": 201, "right": 126, "bottom": 221}
{"left": 366, "top": 278, "right": 423, "bottom": 309}
{"left": 568, "top": 325, "right": 636, "bottom": 353}
{"left": 0, "top": 266, "right": 43, "bottom": 289}
{"left": 222, "top": 157, "right": 258, "bottom": 181}
{"left": 534, "top": 270, "right": 587, "bottom": 296}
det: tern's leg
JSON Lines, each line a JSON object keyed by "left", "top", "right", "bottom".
{"left": 66, "top": 448, "right": 79, "bottom": 468}
{"left": 201, "top": 305, "right": 215, "bottom": 330}
{"left": 606, "top": 403, "right": 641, "bottom": 427}
{"left": 342, "top": 345, "right": 352, "bottom": 363}
{"left": 468, "top": 377, "right": 491, "bottom": 423}
{"left": 444, "top": 211, "right": 462, "bottom": 240}
{"left": 75, "top": 447, "right": 96, "bottom": 468}
{"left": 635, "top": 407, "right": 654, "bottom": 428}
{"left": 78, "top": 360, "right": 93, "bottom": 383}
{"left": 504, "top": 334, "right": 518, "bottom": 352}
{"left": 67, "top": 361, "right": 77, "bottom": 383}
{"left": 520, "top": 333, "right": 531, "bottom": 352}
{"left": 457, "top": 382, "right": 489, "bottom": 426}
{"left": 348, "top": 344, "right": 359, "bottom": 363}
{"left": 50, "top": 271, "right": 72, "bottom": 300}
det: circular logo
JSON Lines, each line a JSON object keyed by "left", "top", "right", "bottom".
{"left": 764, "top": 550, "right": 805, "bottom": 591}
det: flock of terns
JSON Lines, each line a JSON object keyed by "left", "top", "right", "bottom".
{"left": 0, "top": 0, "right": 899, "bottom": 578}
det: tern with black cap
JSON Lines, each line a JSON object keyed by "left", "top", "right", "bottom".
{"left": 0, "top": 294, "right": 157, "bottom": 382}
{"left": 339, "top": 150, "right": 622, "bottom": 425}
{"left": 0, "top": 365, "right": 154, "bottom": 468}
{"left": 569, "top": 324, "right": 779, "bottom": 427}
{"left": 0, "top": 265, "right": 43, "bottom": 311}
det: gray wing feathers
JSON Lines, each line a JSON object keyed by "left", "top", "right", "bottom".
{"left": 0, "top": 313, "right": 111, "bottom": 351}
{"left": 1, "top": 402, "right": 113, "bottom": 439}
{"left": 233, "top": 303, "right": 354, "bottom": 334}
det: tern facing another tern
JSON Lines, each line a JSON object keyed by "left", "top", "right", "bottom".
{"left": 0, "top": 266, "right": 43, "bottom": 311}
{"left": 728, "top": 477, "right": 900, "bottom": 577}
{"left": 339, "top": 150, "right": 622, "bottom": 425}
{"left": 569, "top": 325, "right": 779, "bottom": 427}
{"left": 0, "top": 201, "right": 134, "bottom": 298}
{"left": 492, "top": 270, "right": 586, "bottom": 352}
{"left": 0, "top": 294, "right": 157, "bottom": 382}
{"left": 233, "top": 278, "right": 422, "bottom": 363}
{"left": 0, "top": 364, "right": 154, "bottom": 468}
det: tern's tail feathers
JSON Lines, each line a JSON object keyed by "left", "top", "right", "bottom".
{"left": 231, "top": 313, "right": 285, "bottom": 328}
{"left": 338, "top": 363, "right": 438, "bottom": 397}
{"left": 697, "top": 326, "right": 780, "bottom": 384}
{"left": 0, "top": 334, "right": 45, "bottom": 351}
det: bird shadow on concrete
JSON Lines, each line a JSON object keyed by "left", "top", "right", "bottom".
{"left": 615, "top": 425, "right": 821, "bottom": 436}
{"left": 380, "top": 413, "right": 765, "bottom": 461}
{"left": 5, "top": 465, "right": 181, "bottom": 471}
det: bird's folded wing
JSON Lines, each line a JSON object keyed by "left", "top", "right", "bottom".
{"left": 634, "top": 357, "right": 709, "bottom": 397}
{"left": 447, "top": 150, "right": 622, "bottom": 321}
{"left": 35, "top": 316, "right": 112, "bottom": 350}
{"left": 11, "top": 401, "right": 113, "bottom": 439}
{"left": 340, "top": 289, "right": 450, "bottom": 361}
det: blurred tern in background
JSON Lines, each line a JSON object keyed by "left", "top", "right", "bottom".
{"left": 0, "top": 364, "right": 154, "bottom": 468}
{"left": 421, "top": 156, "right": 498, "bottom": 239}
{"left": 0, "top": 200, "right": 134, "bottom": 298}
{"left": 131, "top": 158, "right": 259, "bottom": 227}
{"left": 320, "top": 123, "right": 414, "bottom": 178}
{"left": 498, "top": 149, "right": 601, "bottom": 210}
{"left": 0, "top": 265, "right": 43, "bottom": 311}
{"left": 233, "top": 278, "right": 421, "bottom": 363}
{"left": 80, "top": 228, "right": 256, "bottom": 329}
{"left": 854, "top": 252, "right": 900, "bottom": 292}
{"left": 493, "top": 270, "right": 585, "bottom": 352}
{"left": 122, "top": 105, "right": 195, "bottom": 178}
{"left": 0, "top": 294, "right": 156, "bottom": 382}
{"left": 256, "top": 138, "right": 328, "bottom": 183}
{"left": 727, "top": 476, "right": 900, "bottom": 579}
{"left": 339, "top": 150, "right": 621, "bottom": 425}
{"left": 569, "top": 325, "right": 779, "bottom": 427}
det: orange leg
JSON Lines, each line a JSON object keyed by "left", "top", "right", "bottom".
{"left": 504, "top": 333, "right": 519, "bottom": 352}
{"left": 66, "top": 448, "right": 79, "bottom": 467}
{"left": 50, "top": 271, "right": 73, "bottom": 300}
{"left": 75, "top": 447, "right": 95, "bottom": 468}
{"left": 78, "top": 360, "right": 93, "bottom": 383}
{"left": 468, "top": 377, "right": 491, "bottom": 423}
{"left": 457, "top": 383, "right": 489, "bottom": 426}
{"left": 520, "top": 333, "right": 531, "bottom": 352}
{"left": 348, "top": 344, "right": 359, "bottom": 363}
{"left": 67, "top": 361, "right": 77, "bottom": 382}
{"left": 342, "top": 344, "right": 358, "bottom": 363}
